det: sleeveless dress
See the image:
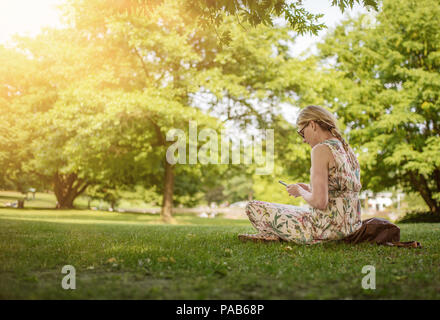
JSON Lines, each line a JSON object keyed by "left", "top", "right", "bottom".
{"left": 245, "top": 139, "right": 362, "bottom": 245}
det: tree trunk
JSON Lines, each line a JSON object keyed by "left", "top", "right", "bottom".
{"left": 53, "top": 172, "right": 89, "bottom": 209}
{"left": 17, "top": 199, "right": 25, "bottom": 209}
{"left": 161, "top": 161, "right": 176, "bottom": 224}
{"left": 408, "top": 171, "right": 440, "bottom": 215}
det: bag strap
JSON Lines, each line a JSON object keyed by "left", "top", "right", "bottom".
{"left": 383, "top": 241, "right": 422, "bottom": 248}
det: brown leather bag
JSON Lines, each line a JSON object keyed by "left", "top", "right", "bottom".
{"left": 342, "top": 217, "right": 422, "bottom": 248}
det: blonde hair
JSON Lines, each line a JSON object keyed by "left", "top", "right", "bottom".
{"left": 296, "top": 105, "right": 359, "bottom": 170}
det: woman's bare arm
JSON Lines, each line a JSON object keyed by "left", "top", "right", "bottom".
{"left": 298, "top": 145, "right": 329, "bottom": 210}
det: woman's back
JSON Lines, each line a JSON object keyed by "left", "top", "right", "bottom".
{"left": 321, "top": 138, "right": 362, "bottom": 197}
{"left": 310, "top": 138, "right": 362, "bottom": 240}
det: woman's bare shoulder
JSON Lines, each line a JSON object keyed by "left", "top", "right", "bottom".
{"left": 312, "top": 143, "right": 332, "bottom": 155}
{"left": 312, "top": 143, "right": 336, "bottom": 168}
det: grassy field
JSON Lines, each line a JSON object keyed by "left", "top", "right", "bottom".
{"left": 0, "top": 190, "right": 158, "bottom": 211}
{"left": 1, "top": 208, "right": 439, "bottom": 300}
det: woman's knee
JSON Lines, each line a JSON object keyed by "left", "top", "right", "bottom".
{"left": 245, "top": 200, "right": 260, "bottom": 210}
{"left": 245, "top": 200, "right": 258, "bottom": 216}
{"left": 245, "top": 200, "right": 269, "bottom": 219}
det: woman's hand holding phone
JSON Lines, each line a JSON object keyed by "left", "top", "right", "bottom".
{"left": 296, "top": 183, "right": 311, "bottom": 192}
{"left": 280, "top": 181, "right": 310, "bottom": 192}
{"left": 279, "top": 181, "right": 311, "bottom": 198}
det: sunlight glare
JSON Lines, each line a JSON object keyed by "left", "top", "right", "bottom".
{"left": 0, "top": 0, "right": 65, "bottom": 44}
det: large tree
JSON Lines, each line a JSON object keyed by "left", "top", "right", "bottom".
{"left": 32, "top": 84, "right": 221, "bottom": 216}
{"left": 2, "top": 4, "right": 225, "bottom": 217}
{"left": 1, "top": 28, "right": 125, "bottom": 208}
{"left": 316, "top": 0, "right": 440, "bottom": 214}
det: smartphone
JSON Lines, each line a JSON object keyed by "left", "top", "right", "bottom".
{"left": 278, "top": 180, "right": 288, "bottom": 187}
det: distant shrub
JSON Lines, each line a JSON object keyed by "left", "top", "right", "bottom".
{"left": 397, "top": 211, "right": 440, "bottom": 223}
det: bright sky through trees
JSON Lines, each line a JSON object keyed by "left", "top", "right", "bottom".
{"left": 290, "top": 0, "right": 371, "bottom": 57}
{"left": 0, "top": 0, "right": 65, "bottom": 44}
{"left": 0, "top": 0, "right": 370, "bottom": 51}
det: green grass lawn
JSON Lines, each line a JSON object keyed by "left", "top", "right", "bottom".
{"left": 0, "top": 190, "right": 160, "bottom": 211}
{"left": 0, "top": 208, "right": 439, "bottom": 299}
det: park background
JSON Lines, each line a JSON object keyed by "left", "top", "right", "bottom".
{"left": 1, "top": 0, "right": 439, "bottom": 299}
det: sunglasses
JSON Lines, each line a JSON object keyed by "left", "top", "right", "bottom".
{"left": 297, "top": 122, "right": 310, "bottom": 139}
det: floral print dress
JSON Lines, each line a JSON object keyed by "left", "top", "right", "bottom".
{"left": 245, "top": 139, "right": 362, "bottom": 245}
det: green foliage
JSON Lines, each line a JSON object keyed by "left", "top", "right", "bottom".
{"left": 63, "top": 0, "right": 379, "bottom": 40}
{"left": 316, "top": 0, "right": 440, "bottom": 213}
{"left": 185, "top": 0, "right": 378, "bottom": 40}
{"left": 44, "top": 0, "right": 325, "bottom": 209}
{"left": 0, "top": 45, "right": 53, "bottom": 193}
{"left": 397, "top": 211, "right": 440, "bottom": 223}
{"left": 2, "top": 1, "right": 226, "bottom": 208}
{"left": 222, "top": 173, "right": 253, "bottom": 204}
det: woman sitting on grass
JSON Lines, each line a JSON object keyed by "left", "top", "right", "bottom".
{"left": 239, "top": 105, "right": 363, "bottom": 244}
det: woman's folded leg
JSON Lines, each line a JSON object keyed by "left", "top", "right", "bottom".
{"left": 245, "top": 200, "right": 316, "bottom": 244}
